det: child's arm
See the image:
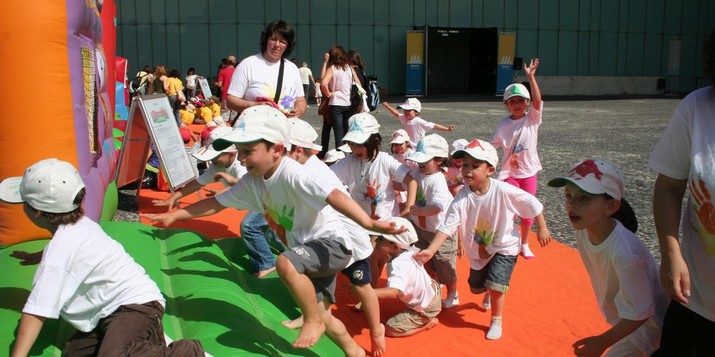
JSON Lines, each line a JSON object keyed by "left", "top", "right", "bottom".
{"left": 326, "top": 189, "right": 405, "bottom": 235}
{"left": 524, "top": 58, "right": 541, "bottom": 109}
{"left": 214, "top": 172, "right": 239, "bottom": 186}
{"left": 399, "top": 175, "right": 418, "bottom": 217}
{"left": 533, "top": 212, "right": 552, "bottom": 247}
{"left": 408, "top": 204, "right": 441, "bottom": 218}
{"left": 572, "top": 318, "right": 648, "bottom": 357}
{"left": 413, "top": 231, "right": 451, "bottom": 264}
{"left": 152, "top": 179, "right": 203, "bottom": 210}
{"left": 11, "top": 313, "right": 46, "bottom": 357}
{"left": 432, "top": 123, "right": 456, "bottom": 132}
{"left": 381, "top": 102, "right": 401, "bottom": 118}
{"left": 373, "top": 287, "right": 401, "bottom": 300}
{"left": 142, "top": 197, "right": 226, "bottom": 227}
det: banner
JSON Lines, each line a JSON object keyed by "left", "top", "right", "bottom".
{"left": 496, "top": 33, "right": 516, "bottom": 95}
{"left": 405, "top": 31, "right": 425, "bottom": 95}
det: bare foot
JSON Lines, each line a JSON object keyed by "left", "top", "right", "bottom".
{"left": 254, "top": 267, "right": 276, "bottom": 278}
{"left": 345, "top": 343, "right": 366, "bottom": 357}
{"left": 371, "top": 323, "right": 386, "bottom": 356}
{"left": 281, "top": 315, "right": 304, "bottom": 330}
{"left": 292, "top": 320, "right": 326, "bottom": 348}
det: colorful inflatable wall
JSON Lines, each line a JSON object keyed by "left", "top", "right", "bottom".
{"left": 0, "top": 0, "right": 117, "bottom": 245}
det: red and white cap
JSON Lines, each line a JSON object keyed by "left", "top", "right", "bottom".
{"left": 452, "top": 139, "right": 499, "bottom": 167}
{"left": 548, "top": 159, "right": 625, "bottom": 200}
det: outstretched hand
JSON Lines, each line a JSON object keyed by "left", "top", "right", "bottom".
{"left": 413, "top": 248, "right": 435, "bottom": 265}
{"left": 140, "top": 212, "right": 178, "bottom": 227}
{"left": 523, "top": 58, "right": 540, "bottom": 76}
{"left": 370, "top": 220, "right": 407, "bottom": 235}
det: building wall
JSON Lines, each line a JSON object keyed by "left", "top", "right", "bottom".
{"left": 117, "top": 0, "right": 715, "bottom": 95}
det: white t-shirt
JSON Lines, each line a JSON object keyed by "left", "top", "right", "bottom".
{"left": 227, "top": 53, "right": 304, "bottom": 114}
{"left": 437, "top": 178, "right": 543, "bottom": 270}
{"left": 490, "top": 101, "right": 544, "bottom": 179}
{"left": 185, "top": 74, "right": 198, "bottom": 89}
{"left": 331, "top": 152, "right": 411, "bottom": 219}
{"left": 399, "top": 114, "right": 435, "bottom": 148}
{"left": 216, "top": 157, "right": 353, "bottom": 252}
{"left": 196, "top": 155, "right": 247, "bottom": 186}
{"left": 576, "top": 220, "right": 668, "bottom": 355}
{"left": 23, "top": 217, "right": 163, "bottom": 332}
{"left": 409, "top": 168, "right": 452, "bottom": 233}
{"left": 648, "top": 86, "right": 715, "bottom": 322}
{"left": 387, "top": 247, "right": 435, "bottom": 312}
{"left": 304, "top": 155, "right": 373, "bottom": 261}
{"left": 299, "top": 66, "right": 313, "bottom": 85}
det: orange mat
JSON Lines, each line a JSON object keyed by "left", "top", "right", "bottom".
{"left": 139, "top": 187, "right": 609, "bottom": 356}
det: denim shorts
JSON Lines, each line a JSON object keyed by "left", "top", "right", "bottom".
{"left": 282, "top": 238, "right": 352, "bottom": 303}
{"left": 341, "top": 257, "right": 372, "bottom": 286}
{"left": 467, "top": 253, "right": 517, "bottom": 294}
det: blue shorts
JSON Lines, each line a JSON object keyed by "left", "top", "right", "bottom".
{"left": 467, "top": 253, "right": 517, "bottom": 294}
{"left": 341, "top": 257, "right": 372, "bottom": 286}
{"left": 282, "top": 238, "right": 352, "bottom": 304}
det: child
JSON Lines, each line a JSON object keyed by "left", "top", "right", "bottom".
{"left": 0, "top": 159, "right": 204, "bottom": 356}
{"left": 153, "top": 126, "right": 247, "bottom": 210}
{"left": 143, "top": 106, "right": 403, "bottom": 355}
{"left": 414, "top": 139, "right": 551, "bottom": 340}
{"left": 548, "top": 159, "right": 667, "bottom": 356}
{"left": 180, "top": 103, "right": 196, "bottom": 124}
{"left": 314, "top": 77, "right": 323, "bottom": 105}
{"left": 389, "top": 129, "right": 414, "bottom": 166}
{"left": 382, "top": 98, "right": 455, "bottom": 148}
{"left": 406, "top": 134, "right": 459, "bottom": 309}
{"left": 489, "top": 58, "right": 543, "bottom": 259}
{"left": 199, "top": 100, "right": 214, "bottom": 125}
{"left": 372, "top": 217, "right": 441, "bottom": 337}
{"left": 445, "top": 139, "right": 468, "bottom": 196}
{"left": 282, "top": 118, "right": 386, "bottom": 356}
{"left": 208, "top": 97, "right": 221, "bottom": 118}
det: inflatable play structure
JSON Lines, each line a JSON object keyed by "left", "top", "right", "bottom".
{"left": 0, "top": 1, "right": 342, "bottom": 355}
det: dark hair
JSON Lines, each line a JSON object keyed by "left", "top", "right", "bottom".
{"left": 347, "top": 50, "right": 366, "bottom": 71}
{"left": 704, "top": 29, "right": 715, "bottom": 85}
{"left": 260, "top": 20, "right": 296, "bottom": 58}
{"left": 610, "top": 197, "right": 638, "bottom": 233}
{"left": 187, "top": 67, "right": 195, "bottom": 75}
{"left": 363, "top": 133, "right": 383, "bottom": 162}
{"left": 289, "top": 145, "right": 314, "bottom": 157}
{"left": 32, "top": 188, "right": 85, "bottom": 225}
{"left": 168, "top": 69, "right": 180, "bottom": 78}
{"left": 328, "top": 46, "right": 349, "bottom": 69}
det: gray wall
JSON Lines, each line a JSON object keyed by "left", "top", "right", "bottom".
{"left": 117, "top": 0, "right": 715, "bottom": 95}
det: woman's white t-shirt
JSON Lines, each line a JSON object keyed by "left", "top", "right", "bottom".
{"left": 228, "top": 53, "right": 304, "bottom": 113}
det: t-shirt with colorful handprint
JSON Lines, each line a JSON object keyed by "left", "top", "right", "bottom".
{"left": 409, "top": 167, "right": 452, "bottom": 232}
{"left": 490, "top": 101, "right": 543, "bottom": 180}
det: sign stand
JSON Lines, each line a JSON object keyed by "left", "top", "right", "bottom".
{"left": 115, "top": 95, "right": 197, "bottom": 203}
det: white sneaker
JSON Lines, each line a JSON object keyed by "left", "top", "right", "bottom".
{"left": 482, "top": 293, "right": 491, "bottom": 310}
{"left": 442, "top": 293, "right": 460, "bottom": 309}
{"left": 486, "top": 320, "right": 502, "bottom": 340}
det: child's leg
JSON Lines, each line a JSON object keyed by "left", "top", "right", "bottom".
{"left": 483, "top": 254, "right": 517, "bottom": 340}
{"left": 352, "top": 283, "right": 386, "bottom": 356}
{"left": 319, "top": 298, "right": 366, "bottom": 357}
{"left": 276, "top": 255, "right": 325, "bottom": 348}
{"left": 415, "top": 226, "right": 459, "bottom": 308}
{"left": 486, "top": 288, "right": 505, "bottom": 340}
{"left": 504, "top": 176, "right": 538, "bottom": 259}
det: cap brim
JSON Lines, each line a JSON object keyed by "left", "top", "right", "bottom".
{"left": 390, "top": 139, "right": 408, "bottom": 145}
{"left": 212, "top": 130, "right": 263, "bottom": 151}
{"left": 342, "top": 132, "right": 371, "bottom": 144}
{"left": 407, "top": 152, "right": 433, "bottom": 164}
{"left": 338, "top": 144, "right": 352, "bottom": 153}
{"left": 0, "top": 177, "right": 24, "bottom": 204}
{"left": 192, "top": 146, "right": 221, "bottom": 161}
{"left": 397, "top": 105, "right": 418, "bottom": 111}
{"left": 547, "top": 177, "right": 607, "bottom": 196}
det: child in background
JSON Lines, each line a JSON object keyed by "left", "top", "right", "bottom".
{"left": 152, "top": 127, "right": 246, "bottom": 210}
{"left": 373, "top": 217, "right": 441, "bottom": 337}
{"left": 199, "top": 101, "right": 214, "bottom": 125}
{"left": 1, "top": 159, "right": 204, "bottom": 356}
{"left": 406, "top": 134, "right": 459, "bottom": 309}
{"left": 179, "top": 103, "right": 196, "bottom": 125}
{"left": 208, "top": 97, "right": 221, "bottom": 118}
{"left": 314, "top": 77, "right": 323, "bottom": 105}
{"left": 415, "top": 139, "right": 551, "bottom": 340}
{"left": 490, "top": 58, "right": 543, "bottom": 260}
{"left": 143, "top": 106, "right": 404, "bottom": 354}
{"left": 382, "top": 98, "right": 455, "bottom": 148}
{"left": 389, "top": 129, "right": 415, "bottom": 210}
{"left": 445, "top": 139, "right": 468, "bottom": 196}
{"left": 548, "top": 159, "right": 667, "bottom": 356}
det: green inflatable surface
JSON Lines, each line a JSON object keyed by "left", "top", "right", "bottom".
{"left": 0, "top": 221, "right": 342, "bottom": 356}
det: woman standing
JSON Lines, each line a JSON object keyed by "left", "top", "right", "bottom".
{"left": 166, "top": 69, "right": 184, "bottom": 124}
{"left": 319, "top": 46, "right": 362, "bottom": 158}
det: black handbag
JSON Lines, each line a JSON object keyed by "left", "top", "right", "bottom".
{"left": 349, "top": 67, "right": 363, "bottom": 111}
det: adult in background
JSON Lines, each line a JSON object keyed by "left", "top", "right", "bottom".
{"left": 319, "top": 45, "right": 362, "bottom": 158}
{"left": 224, "top": 20, "right": 305, "bottom": 277}
{"left": 299, "top": 62, "right": 316, "bottom": 105}
{"left": 650, "top": 29, "right": 715, "bottom": 356}
{"left": 146, "top": 64, "right": 168, "bottom": 95}
{"left": 166, "top": 69, "right": 184, "bottom": 124}
{"left": 216, "top": 55, "right": 236, "bottom": 123}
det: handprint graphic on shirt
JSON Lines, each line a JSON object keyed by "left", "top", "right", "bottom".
{"left": 509, "top": 139, "right": 527, "bottom": 169}
{"left": 471, "top": 218, "right": 497, "bottom": 259}
{"left": 690, "top": 174, "right": 715, "bottom": 255}
{"left": 364, "top": 178, "right": 384, "bottom": 219}
{"left": 262, "top": 192, "right": 295, "bottom": 246}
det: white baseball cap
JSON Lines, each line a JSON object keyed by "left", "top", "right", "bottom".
{"left": 397, "top": 97, "right": 422, "bottom": 113}
{"left": 323, "top": 149, "right": 345, "bottom": 163}
{"left": 192, "top": 126, "right": 237, "bottom": 162}
{"left": 407, "top": 134, "right": 449, "bottom": 164}
{"left": 212, "top": 105, "right": 291, "bottom": 151}
{"left": 289, "top": 118, "right": 322, "bottom": 152}
{"left": 338, "top": 143, "right": 352, "bottom": 153}
{"left": 0, "top": 158, "right": 85, "bottom": 213}
{"left": 342, "top": 113, "right": 380, "bottom": 144}
{"left": 389, "top": 129, "right": 410, "bottom": 145}
{"left": 548, "top": 159, "right": 625, "bottom": 200}
{"left": 450, "top": 139, "right": 469, "bottom": 156}
{"left": 452, "top": 139, "right": 499, "bottom": 167}
{"left": 368, "top": 217, "right": 418, "bottom": 250}
{"left": 503, "top": 83, "right": 531, "bottom": 102}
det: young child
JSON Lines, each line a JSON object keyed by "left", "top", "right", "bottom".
{"left": 414, "top": 139, "right": 551, "bottom": 340}
{"left": 0, "top": 159, "right": 204, "bottom": 356}
{"left": 143, "top": 106, "right": 403, "bottom": 355}
{"left": 389, "top": 129, "right": 415, "bottom": 210}
{"left": 152, "top": 126, "right": 247, "bottom": 210}
{"left": 372, "top": 217, "right": 441, "bottom": 337}
{"left": 548, "top": 159, "right": 667, "bottom": 356}
{"left": 282, "top": 118, "right": 386, "bottom": 356}
{"left": 406, "top": 134, "right": 459, "bottom": 309}
{"left": 382, "top": 98, "right": 455, "bottom": 148}
{"left": 445, "top": 139, "right": 468, "bottom": 196}
{"left": 208, "top": 97, "right": 221, "bottom": 118}
{"left": 489, "top": 58, "right": 543, "bottom": 259}
{"left": 314, "top": 77, "right": 323, "bottom": 105}
{"left": 180, "top": 103, "right": 196, "bottom": 125}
